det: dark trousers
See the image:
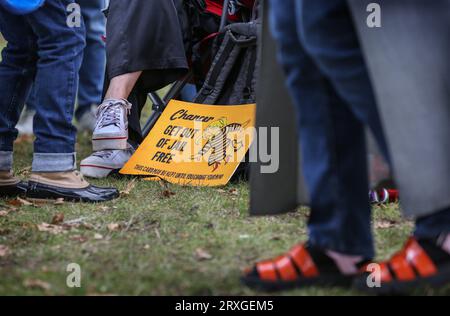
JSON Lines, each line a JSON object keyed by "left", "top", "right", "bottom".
{"left": 269, "top": 0, "right": 450, "bottom": 258}
{"left": 0, "top": 0, "right": 85, "bottom": 172}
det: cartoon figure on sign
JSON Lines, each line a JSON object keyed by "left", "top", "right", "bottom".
{"left": 191, "top": 117, "right": 249, "bottom": 172}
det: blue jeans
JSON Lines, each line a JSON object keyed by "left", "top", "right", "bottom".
{"left": 0, "top": 0, "right": 85, "bottom": 172}
{"left": 27, "top": 0, "right": 106, "bottom": 120}
{"left": 269, "top": 0, "right": 450, "bottom": 258}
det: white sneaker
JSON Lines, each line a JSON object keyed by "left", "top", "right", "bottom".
{"left": 80, "top": 148, "right": 135, "bottom": 179}
{"left": 77, "top": 104, "right": 98, "bottom": 132}
{"left": 16, "top": 109, "right": 35, "bottom": 136}
{"left": 92, "top": 99, "right": 132, "bottom": 151}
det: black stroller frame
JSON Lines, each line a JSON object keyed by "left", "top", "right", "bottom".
{"left": 141, "top": 0, "right": 232, "bottom": 139}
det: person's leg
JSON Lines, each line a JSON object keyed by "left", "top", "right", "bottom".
{"left": 22, "top": 0, "right": 118, "bottom": 202}
{"left": 25, "top": 0, "right": 84, "bottom": 171}
{"left": 354, "top": 207, "right": 450, "bottom": 294}
{"left": 415, "top": 208, "right": 450, "bottom": 241}
{"left": 75, "top": 0, "right": 106, "bottom": 129}
{"left": 104, "top": 72, "right": 142, "bottom": 100}
{"left": 82, "top": 0, "right": 188, "bottom": 178}
{"left": 0, "top": 7, "right": 36, "bottom": 197}
{"left": 242, "top": 0, "right": 378, "bottom": 291}
{"left": 277, "top": 0, "right": 377, "bottom": 259}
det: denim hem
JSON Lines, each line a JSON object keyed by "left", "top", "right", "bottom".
{"left": 32, "top": 153, "right": 77, "bottom": 172}
{"left": 414, "top": 206, "right": 450, "bottom": 240}
{"left": 0, "top": 151, "right": 13, "bottom": 171}
{"left": 308, "top": 236, "right": 375, "bottom": 259}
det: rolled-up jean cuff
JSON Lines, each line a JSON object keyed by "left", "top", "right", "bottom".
{"left": 0, "top": 151, "right": 13, "bottom": 171}
{"left": 32, "top": 153, "right": 77, "bottom": 172}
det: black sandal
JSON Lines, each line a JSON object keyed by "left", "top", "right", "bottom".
{"left": 354, "top": 237, "right": 450, "bottom": 294}
{"left": 241, "top": 243, "right": 364, "bottom": 292}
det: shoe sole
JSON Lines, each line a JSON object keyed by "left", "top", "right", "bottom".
{"left": 353, "top": 265, "right": 450, "bottom": 295}
{"left": 241, "top": 274, "right": 354, "bottom": 292}
{"left": 27, "top": 192, "right": 118, "bottom": 204}
{"left": 80, "top": 164, "right": 119, "bottom": 179}
{"left": 27, "top": 196, "right": 117, "bottom": 204}
{"left": 92, "top": 136, "right": 128, "bottom": 151}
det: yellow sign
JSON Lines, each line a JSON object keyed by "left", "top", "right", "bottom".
{"left": 120, "top": 100, "right": 256, "bottom": 186}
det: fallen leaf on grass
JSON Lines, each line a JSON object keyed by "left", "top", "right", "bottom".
{"left": 154, "top": 228, "right": 161, "bottom": 240}
{"left": 0, "top": 210, "right": 9, "bottom": 217}
{"left": 37, "top": 223, "right": 68, "bottom": 235}
{"left": 0, "top": 245, "right": 10, "bottom": 257}
{"left": 94, "top": 233, "right": 104, "bottom": 240}
{"left": 54, "top": 198, "right": 65, "bottom": 205}
{"left": 195, "top": 248, "right": 213, "bottom": 261}
{"left": 98, "top": 206, "right": 112, "bottom": 212}
{"left": 120, "top": 179, "right": 137, "bottom": 196}
{"left": 18, "top": 166, "right": 32, "bottom": 176}
{"left": 23, "top": 279, "right": 51, "bottom": 291}
{"left": 107, "top": 223, "right": 121, "bottom": 232}
{"left": 161, "top": 190, "right": 176, "bottom": 198}
{"left": 51, "top": 213, "right": 65, "bottom": 225}
{"left": 70, "top": 235, "right": 88, "bottom": 243}
{"left": 8, "top": 198, "right": 34, "bottom": 207}
{"left": 375, "top": 220, "right": 398, "bottom": 229}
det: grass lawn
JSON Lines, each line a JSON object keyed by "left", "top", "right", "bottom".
{"left": 0, "top": 37, "right": 449, "bottom": 296}
{"left": 1, "top": 133, "right": 449, "bottom": 296}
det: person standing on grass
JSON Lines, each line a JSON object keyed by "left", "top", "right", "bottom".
{"left": 16, "top": 0, "right": 107, "bottom": 135}
{"left": 0, "top": 0, "right": 119, "bottom": 202}
{"left": 79, "top": 0, "right": 190, "bottom": 179}
{"left": 241, "top": 0, "right": 450, "bottom": 293}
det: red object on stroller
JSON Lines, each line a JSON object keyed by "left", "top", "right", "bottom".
{"left": 369, "top": 188, "right": 400, "bottom": 204}
{"left": 205, "top": 0, "right": 256, "bottom": 20}
{"left": 142, "top": 0, "right": 257, "bottom": 137}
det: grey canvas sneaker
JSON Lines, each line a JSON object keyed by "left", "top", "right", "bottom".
{"left": 92, "top": 99, "right": 132, "bottom": 151}
{"left": 80, "top": 147, "right": 135, "bottom": 179}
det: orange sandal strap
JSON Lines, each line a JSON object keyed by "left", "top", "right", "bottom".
{"left": 380, "top": 238, "right": 438, "bottom": 282}
{"left": 256, "top": 244, "right": 319, "bottom": 282}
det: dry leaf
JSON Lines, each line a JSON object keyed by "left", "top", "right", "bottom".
{"left": 195, "top": 248, "right": 213, "bottom": 261}
{"left": 143, "top": 244, "right": 150, "bottom": 250}
{"left": 154, "top": 228, "right": 161, "bottom": 240}
{"left": 0, "top": 210, "right": 9, "bottom": 217}
{"left": 23, "top": 279, "right": 51, "bottom": 291}
{"left": 51, "top": 213, "right": 65, "bottom": 225}
{"left": 0, "top": 245, "right": 10, "bottom": 257}
{"left": 375, "top": 220, "right": 398, "bottom": 229}
{"left": 7, "top": 198, "right": 33, "bottom": 207}
{"left": 54, "top": 198, "right": 65, "bottom": 205}
{"left": 98, "top": 206, "right": 111, "bottom": 212}
{"left": 94, "top": 233, "right": 104, "bottom": 240}
{"left": 18, "top": 166, "right": 32, "bottom": 176}
{"left": 107, "top": 223, "right": 120, "bottom": 232}
{"left": 120, "top": 179, "right": 137, "bottom": 196}
{"left": 161, "top": 190, "right": 176, "bottom": 198}
{"left": 229, "top": 189, "right": 239, "bottom": 196}
{"left": 37, "top": 223, "right": 67, "bottom": 235}
{"left": 70, "top": 235, "right": 88, "bottom": 243}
